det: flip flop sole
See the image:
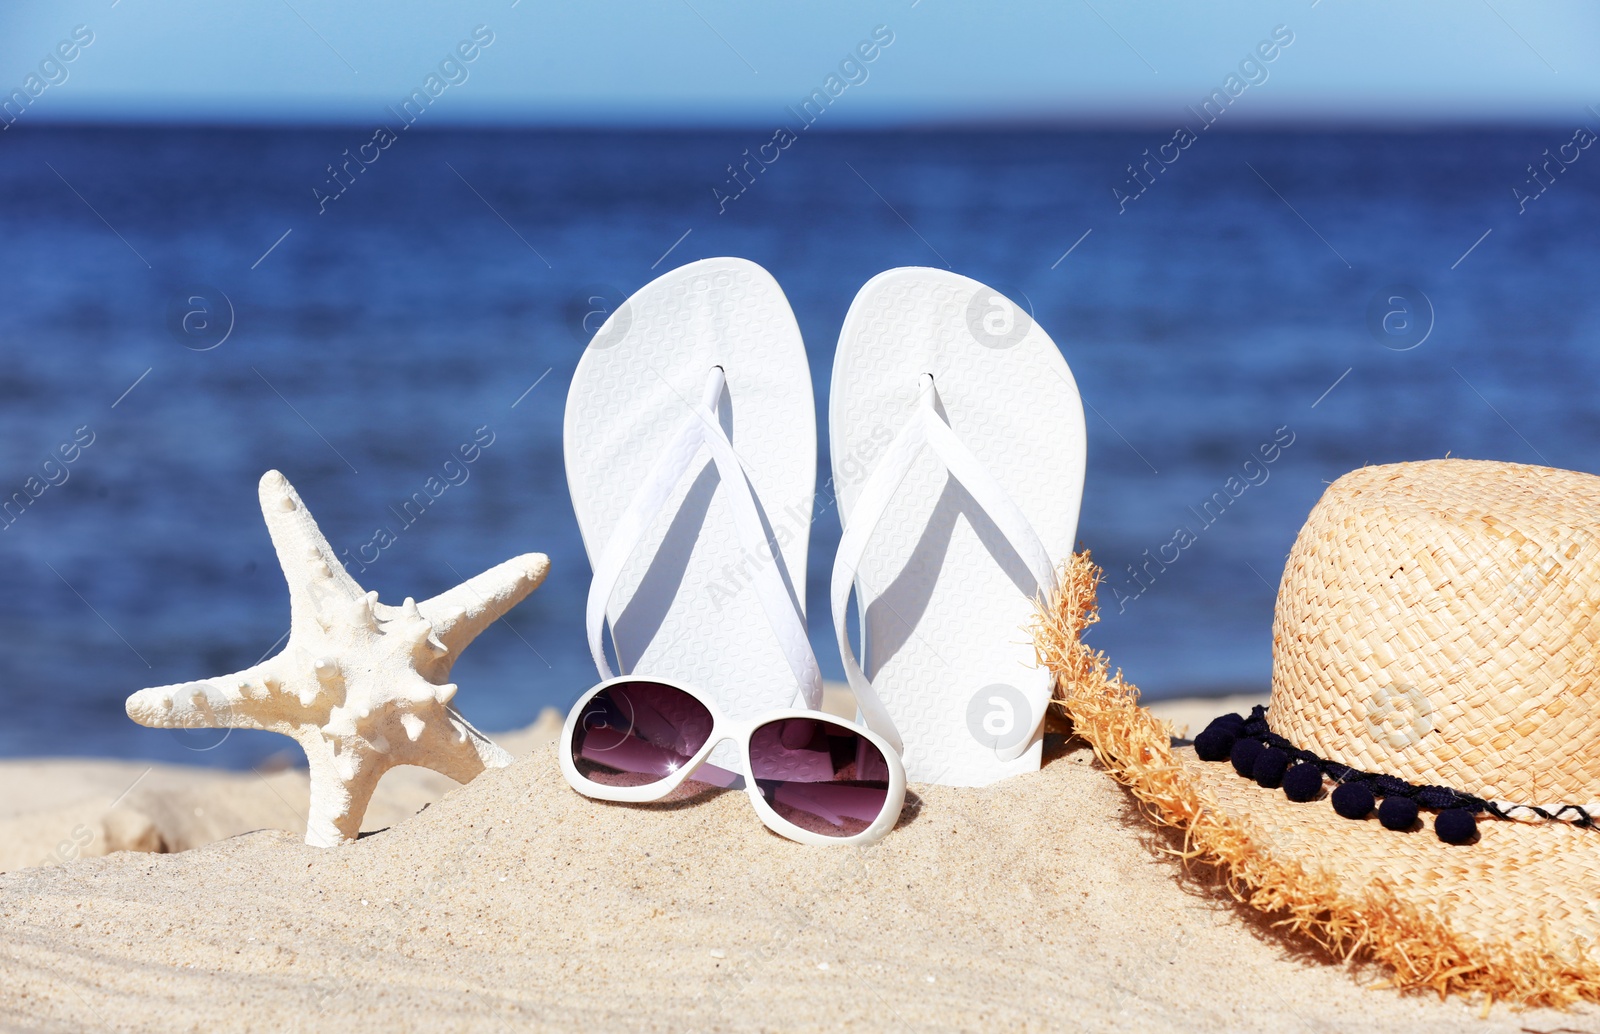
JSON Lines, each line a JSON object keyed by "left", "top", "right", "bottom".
{"left": 564, "top": 258, "right": 817, "bottom": 768}
{"left": 830, "top": 267, "right": 1086, "bottom": 786}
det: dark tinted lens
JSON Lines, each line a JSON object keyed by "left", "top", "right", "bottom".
{"left": 570, "top": 681, "right": 715, "bottom": 788}
{"left": 748, "top": 718, "right": 892, "bottom": 838}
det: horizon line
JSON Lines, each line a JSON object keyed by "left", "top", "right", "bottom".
{"left": 5, "top": 112, "right": 1592, "bottom": 134}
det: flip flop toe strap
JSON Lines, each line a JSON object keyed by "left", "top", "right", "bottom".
{"left": 587, "top": 367, "right": 823, "bottom": 709}
{"left": 832, "top": 375, "right": 1058, "bottom": 757}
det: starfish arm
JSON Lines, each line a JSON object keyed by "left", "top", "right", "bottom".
{"left": 302, "top": 736, "right": 386, "bottom": 847}
{"left": 449, "top": 705, "right": 516, "bottom": 769}
{"left": 393, "top": 705, "right": 513, "bottom": 784}
{"left": 416, "top": 553, "right": 549, "bottom": 659}
{"left": 125, "top": 662, "right": 284, "bottom": 733}
{"left": 258, "top": 470, "right": 367, "bottom": 638}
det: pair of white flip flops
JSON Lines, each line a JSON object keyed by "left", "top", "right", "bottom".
{"left": 563, "top": 259, "right": 1086, "bottom": 787}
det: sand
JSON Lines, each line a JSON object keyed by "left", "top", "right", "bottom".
{"left": 3, "top": 691, "right": 1595, "bottom": 1032}
{"left": 0, "top": 723, "right": 562, "bottom": 875}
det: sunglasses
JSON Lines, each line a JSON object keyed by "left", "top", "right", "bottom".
{"left": 559, "top": 676, "right": 908, "bottom": 846}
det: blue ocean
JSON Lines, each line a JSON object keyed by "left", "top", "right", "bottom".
{"left": 1, "top": 125, "right": 1595, "bottom": 766}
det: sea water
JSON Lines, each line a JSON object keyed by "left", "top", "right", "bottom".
{"left": 0, "top": 126, "right": 1594, "bottom": 764}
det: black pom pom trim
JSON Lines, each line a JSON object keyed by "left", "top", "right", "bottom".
{"left": 1282, "top": 762, "right": 1323, "bottom": 802}
{"left": 1435, "top": 808, "right": 1478, "bottom": 845}
{"left": 1332, "top": 782, "right": 1375, "bottom": 820}
{"left": 1371, "top": 774, "right": 1412, "bottom": 798}
{"left": 1230, "top": 738, "right": 1264, "bottom": 778}
{"left": 1378, "top": 795, "right": 1420, "bottom": 831}
{"left": 1252, "top": 746, "right": 1290, "bottom": 789}
{"left": 1193, "top": 725, "right": 1237, "bottom": 763}
{"left": 1321, "top": 761, "right": 1356, "bottom": 783}
{"left": 1192, "top": 706, "right": 1582, "bottom": 844}
{"left": 1413, "top": 785, "right": 1459, "bottom": 810}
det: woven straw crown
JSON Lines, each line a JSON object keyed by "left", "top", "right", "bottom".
{"left": 1267, "top": 458, "right": 1600, "bottom": 802}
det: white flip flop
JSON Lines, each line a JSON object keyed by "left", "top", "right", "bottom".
{"left": 564, "top": 257, "right": 822, "bottom": 775}
{"left": 829, "top": 268, "right": 1086, "bottom": 786}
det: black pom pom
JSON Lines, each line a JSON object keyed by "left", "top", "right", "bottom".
{"left": 1282, "top": 763, "right": 1323, "bottom": 802}
{"left": 1378, "top": 795, "right": 1420, "bottom": 831}
{"left": 1331, "top": 782, "right": 1375, "bottom": 820}
{"left": 1413, "top": 785, "right": 1458, "bottom": 810}
{"left": 1435, "top": 808, "right": 1478, "bottom": 845}
{"left": 1214, "top": 713, "right": 1247, "bottom": 731}
{"left": 1252, "top": 746, "right": 1290, "bottom": 789}
{"left": 1193, "top": 726, "right": 1237, "bottom": 762}
{"left": 1230, "top": 738, "right": 1264, "bottom": 778}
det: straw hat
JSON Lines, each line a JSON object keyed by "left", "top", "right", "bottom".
{"left": 1036, "top": 458, "right": 1600, "bottom": 1005}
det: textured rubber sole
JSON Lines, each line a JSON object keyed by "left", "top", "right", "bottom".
{"left": 565, "top": 258, "right": 816, "bottom": 772}
{"left": 830, "top": 268, "right": 1085, "bottom": 786}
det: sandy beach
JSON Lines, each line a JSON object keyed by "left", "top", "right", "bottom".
{"left": 4, "top": 1, "right": 1590, "bottom": 1023}
{"left": 3, "top": 689, "right": 1595, "bottom": 1032}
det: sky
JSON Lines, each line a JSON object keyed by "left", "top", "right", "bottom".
{"left": 0, "top": 1, "right": 1597, "bottom": 126}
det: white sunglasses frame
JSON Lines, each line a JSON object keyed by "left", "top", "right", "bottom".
{"left": 558, "top": 675, "right": 908, "bottom": 847}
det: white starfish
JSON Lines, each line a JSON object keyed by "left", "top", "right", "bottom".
{"left": 125, "top": 470, "right": 549, "bottom": 847}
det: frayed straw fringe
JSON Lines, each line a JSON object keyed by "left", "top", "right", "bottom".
{"left": 1032, "top": 551, "right": 1600, "bottom": 1009}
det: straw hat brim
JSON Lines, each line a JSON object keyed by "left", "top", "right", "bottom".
{"left": 1035, "top": 552, "right": 1600, "bottom": 1006}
